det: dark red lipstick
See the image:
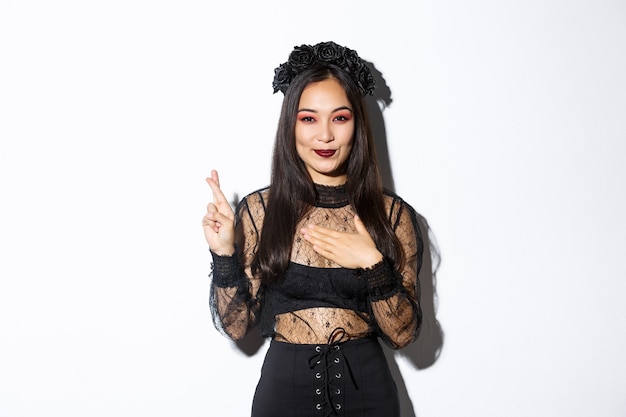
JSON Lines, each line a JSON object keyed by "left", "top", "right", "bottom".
{"left": 314, "top": 150, "right": 336, "bottom": 157}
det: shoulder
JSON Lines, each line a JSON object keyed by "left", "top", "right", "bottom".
{"left": 382, "top": 189, "right": 420, "bottom": 229}
{"left": 382, "top": 188, "right": 413, "bottom": 213}
{"left": 237, "top": 186, "right": 270, "bottom": 211}
{"left": 234, "top": 186, "right": 270, "bottom": 227}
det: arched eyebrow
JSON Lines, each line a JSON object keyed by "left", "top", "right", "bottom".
{"left": 297, "top": 106, "right": 353, "bottom": 113}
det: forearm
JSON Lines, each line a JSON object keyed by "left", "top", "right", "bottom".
{"left": 210, "top": 251, "right": 256, "bottom": 340}
{"left": 361, "top": 260, "right": 421, "bottom": 349}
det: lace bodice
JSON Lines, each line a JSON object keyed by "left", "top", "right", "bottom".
{"left": 209, "top": 184, "right": 423, "bottom": 349}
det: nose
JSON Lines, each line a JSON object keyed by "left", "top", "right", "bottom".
{"left": 317, "top": 122, "right": 334, "bottom": 143}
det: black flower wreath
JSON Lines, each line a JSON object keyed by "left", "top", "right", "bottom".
{"left": 272, "top": 41, "right": 376, "bottom": 97}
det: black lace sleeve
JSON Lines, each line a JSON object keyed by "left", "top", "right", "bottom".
{"left": 361, "top": 197, "right": 424, "bottom": 349}
{"left": 209, "top": 190, "right": 267, "bottom": 340}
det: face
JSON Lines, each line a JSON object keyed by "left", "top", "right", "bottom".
{"left": 295, "top": 77, "right": 355, "bottom": 186}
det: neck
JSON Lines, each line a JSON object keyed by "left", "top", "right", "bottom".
{"left": 314, "top": 183, "right": 349, "bottom": 208}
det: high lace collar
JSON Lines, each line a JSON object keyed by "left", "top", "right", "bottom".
{"left": 314, "top": 183, "right": 349, "bottom": 208}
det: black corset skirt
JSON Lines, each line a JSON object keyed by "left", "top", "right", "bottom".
{"left": 251, "top": 337, "right": 400, "bottom": 417}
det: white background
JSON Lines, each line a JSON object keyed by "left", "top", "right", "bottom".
{"left": 1, "top": 1, "right": 625, "bottom": 416}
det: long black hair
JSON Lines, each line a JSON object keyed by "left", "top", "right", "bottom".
{"left": 252, "top": 64, "right": 404, "bottom": 285}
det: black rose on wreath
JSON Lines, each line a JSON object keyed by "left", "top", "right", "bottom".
{"left": 315, "top": 41, "right": 344, "bottom": 63}
{"left": 288, "top": 44, "right": 317, "bottom": 71}
{"left": 272, "top": 63, "right": 293, "bottom": 95}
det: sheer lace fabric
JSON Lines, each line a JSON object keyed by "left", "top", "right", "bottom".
{"left": 210, "top": 184, "right": 423, "bottom": 349}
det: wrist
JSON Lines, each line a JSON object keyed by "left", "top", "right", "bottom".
{"left": 210, "top": 244, "right": 236, "bottom": 257}
{"left": 210, "top": 250, "right": 240, "bottom": 287}
{"left": 360, "top": 251, "right": 383, "bottom": 269}
{"left": 355, "top": 258, "right": 400, "bottom": 299}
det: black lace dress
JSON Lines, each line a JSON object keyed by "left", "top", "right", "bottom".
{"left": 210, "top": 184, "right": 423, "bottom": 417}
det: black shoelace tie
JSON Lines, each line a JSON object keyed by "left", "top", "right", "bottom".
{"left": 307, "top": 328, "right": 358, "bottom": 416}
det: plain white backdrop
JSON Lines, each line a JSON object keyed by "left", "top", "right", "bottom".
{"left": 1, "top": 1, "right": 625, "bottom": 416}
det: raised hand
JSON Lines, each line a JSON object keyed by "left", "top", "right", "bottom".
{"left": 202, "top": 170, "right": 235, "bottom": 256}
{"left": 300, "top": 215, "right": 383, "bottom": 269}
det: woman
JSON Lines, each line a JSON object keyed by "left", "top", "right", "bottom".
{"left": 203, "top": 41, "right": 423, "bottom": 417}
